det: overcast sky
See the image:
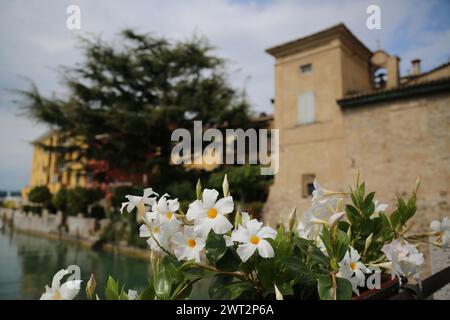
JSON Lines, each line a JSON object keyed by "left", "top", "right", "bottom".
{"left": 1, "top": 0, "right": 449, "bottom": 190}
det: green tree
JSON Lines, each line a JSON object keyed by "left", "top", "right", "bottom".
{"left": 66, "top": 187, "right": 104, "bottom": 216}
{"left": 52, "top": 187, "right": 68, "bottom": 212}
{"left": 208, "top": 165, "right": 272, "bottom": 203}
{"left": 17, "top": 30, "right": 252, "bottom": 185}
{"left": 28, "top": 186, "right": 52, "bottom": 206}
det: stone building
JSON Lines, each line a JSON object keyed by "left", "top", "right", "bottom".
{"left": 263, "top": 22, "right": 450, "bottom": 242}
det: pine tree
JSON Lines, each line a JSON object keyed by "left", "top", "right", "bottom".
{"left": 16, "top": 30, "right": 252, "bottom": 185}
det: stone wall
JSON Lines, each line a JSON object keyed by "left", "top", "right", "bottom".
{"left": 0, "top": 208, "right": 110, "bottom": 241}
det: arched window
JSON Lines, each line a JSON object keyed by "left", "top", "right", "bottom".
{"left": 373, "top": 68, "right": 387, "bottom": 89}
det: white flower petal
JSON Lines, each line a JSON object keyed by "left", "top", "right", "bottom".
{"left": 237, "top": 243, "right": 257, "bottom": 262}
{"left": 241, "top": 212, "right": 251, "bottom": 227}
{"left": 59, "top": 280, "right": 82, "bottom": 300}
{"left": 186, "top": 200, "right": 206, "bottom": 221}
{"left": 231, "top": 226, "right": 249, "bottom": 243}
{"left": 257, "top": 239, "right": 274, "bottom": 258}
{"left": 143, "top": 188, "right": 158, "bottom": 198}
{"left": 202, "top": 189, "right": 219, "bottom": 207}
{"left": 139, "top": 224, "right": 151, "bottom": 238}
{"left": 215, "top": 196, "right": 234, "bottom": 214}
{"left": 257, "top": 226, "right": 277, "bottom": 240}
{"left": 127, "top": 289, "right": 138, "bottom": 300}
{"left": 194, "top": 218, "right": 214, "bottom": 238}
{"left": 157, "top": 197, "right": 169, "bottom": 214}
{"left": 51, "top": 269, "right": 69, "bottom": 291}
{"left": 120, "top": 202, "right": 128, "bottom": 214}
{"left": 224, "top": 235, "right": 233, "bottom": 247}
{"left": 430, "top": 220, "right": 442, "bottom": 232}
{"left": 211, "top": 214, "right": 233, "bottom": 235}
{"left": 246, "top": 219, "right": 263, "bottom": 236}
{"left": 168, "top": 199, "right": 180, "bottom": 212}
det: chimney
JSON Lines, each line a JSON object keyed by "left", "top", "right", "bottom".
{"left": 411, "top": 59, "right": 421, "bottom": 75}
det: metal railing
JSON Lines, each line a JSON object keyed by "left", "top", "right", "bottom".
{"left": 390, "top": 266, "right": 450, "bottom": 300}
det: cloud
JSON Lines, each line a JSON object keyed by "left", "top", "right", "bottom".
{"left": 0, "top": 0, "right": 449, "bottom": 190}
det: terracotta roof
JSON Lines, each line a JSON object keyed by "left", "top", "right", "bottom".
{"left": 337, "top": 77, "right": 450, "bottom": 107}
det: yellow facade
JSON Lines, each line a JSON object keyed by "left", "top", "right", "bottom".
{"left": 22, "top": 131, "right": 87, "bottom": 199}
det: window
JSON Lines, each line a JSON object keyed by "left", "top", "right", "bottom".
{"left": 302, "top": 174, "right": 316, "bottom": 198}
{"left": 300, "top": 63, "right": 312, "bottom": 74}
{"left": 297, "top": 91, "right": 315, "bottom": 124}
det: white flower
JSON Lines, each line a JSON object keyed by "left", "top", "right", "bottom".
{"left": 172, "top": 226, "right": 206, "bottom": 262}
{"left": 139, "top": 214, "right": 169, "bottom": 253}
{"left": 382, "top": 239, "right": 424, "bottom": 281}
{"left": 231, "top": 217, "right": 277, "bottom": 262}
{"left": 371, "top": 200, "right": 388, "bottom": 218}
{"left": 186, "top": 189, "right": 233, "bottom": 237}
{"left": 297, "top": 196, "right": 340, "bottom": 240}
{"left": 430, "top": 216, "right": 450, "bottom": 249}
{"left": 224, "top": 235, "right": 233, "bottom": 247}
{"left": 312, "top": 179, "right": 339, "bottom": 203}
{"left": 127, "top": 289, "right": 138, "bottom": 300}
{"left": 338, "top": 247, "right": 369, "bottom": 295}
{"left": 147, "top": 196, "right": 181, "bottom": 235}
{"left": 40, "top": 269, "right": 82, "bottom": 300}
{"left": 120, "top": 188, "right": 158, "bottom": 214}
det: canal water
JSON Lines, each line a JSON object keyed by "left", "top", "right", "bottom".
{"left": 0, "top": 229, "right": 151, "bottom": 300}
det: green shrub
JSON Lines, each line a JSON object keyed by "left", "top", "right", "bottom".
{"left": 28, "top": 186, "right": 51, "bottom": 205}
{"left": 52, "top": 188, "right": 68, "bottom": 212}
{"left": 208, "top": 165, "right": 272, "bottom": 203}
{"left": 66, "top": 187, "right": 104, "bottom": 216}
{"left": 90, "top": 204, "right": 106, "bottom": 219}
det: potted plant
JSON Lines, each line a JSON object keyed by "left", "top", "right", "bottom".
{"left": 39, "top": 173, "right": 449, "bottom": 300}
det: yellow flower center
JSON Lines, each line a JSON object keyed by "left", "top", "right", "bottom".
{"left": 187, "top": 238, "right": 196, "bottom": 248}
{"left": 250, "top": 235, "right": 260, "bottom": 245}
{"left": 53, "top": 290, "right": 62, "bottom": 300}
{"left": 166, "top": 211, "right": 173, "bottom": 220}
{"left": 350, "top": 262, "right": 357, "bottom": 271}
{"left": 207, "top": 208, "right": 218, "bottom": 219}
{"left": 153, "top": 226, "right": 159, "bottom": 234}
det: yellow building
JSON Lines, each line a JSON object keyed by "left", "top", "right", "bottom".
{"left": 22, "top": 131, "right": 87, "bottom": 200}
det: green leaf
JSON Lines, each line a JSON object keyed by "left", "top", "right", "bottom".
{"left": 320, "top": 227, "right": 333, "bottom": 258}
{"left": 390, "top": 210, "right": 401, "bottom": 230}
{"left": 363, "top": 192, "right": 375, "bottom": 217}
{"left": 140, "top": 285, "right": 155, "bottom": 300}
{"left": 205, "top": 232, "right": 227, "bottom": 265}
{"left": 183, "top": 267, "right": 216, "bottom": 280}
{"left": 335, "top": 230, "right": 349, "bottom": 262}
{"left": 216, "top": 249, "right": 240, "bottom": 272}
{"left": 104, "top": 276, "right": 120, "bottom": 300}
{"left": 294, "top": 237, "right": 330, "bottom": 270}
{"left": 317, "top": 275, "right": 352, "bottom": 300}
{"left": 153, "top": 267, "right": 173, "bottom": 300}
{"left": 209, "top": 276, "right": 252, "bottom": 300}
{"left": 346, "top": 204, "right": 360, "bottom": 225}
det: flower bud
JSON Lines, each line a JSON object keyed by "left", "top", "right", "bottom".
{"left": 196, "top": 179, "right": 202, "bottom": 200}
{"left": 274, "top": 284, "right": 283, "bottom": 300}
{"left": 234, "top": 208, "right": 241, "bottom": 228}
{"left": 414, "top": 177, "right": 421, "bottom": 195}
{"left": 86, "top": 274, "right": 96, "bottom": 300}
{"left": 288, "top": 207, "right": 297, "bottom": 232}
{"left": 364, "top": 233, "right": 373, "bottom": 255}
{"left": 222, "top": 174, "right": 229, "bottom": 197}
{"left": 328, "top": 212, "right": 345, "bottom": 229}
